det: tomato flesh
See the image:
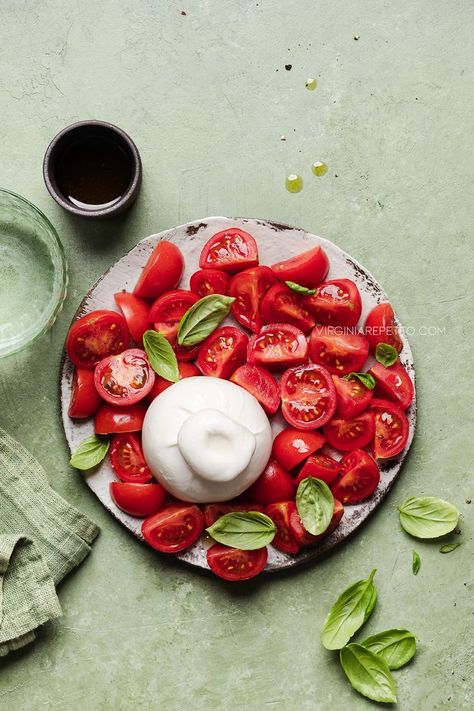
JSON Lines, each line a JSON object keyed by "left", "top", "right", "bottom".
{"left": 66, "top": 310, "right": 130, "bottom": 369}
{"left": 272, "top": 427, "right": 325, "bottom": 470}
{"left": 271, "top": 245, "right": 329, "bottom": 288}
{"left": 371, "top": 398, "right": 409, "bottom": 459}
{"left": 207, "top": 543, "right": 267, "bottom": 581}
{"left": 197, "top": 326, "right": 248, "bottom": 379}
{"left": 261, "top": 283, "right": 315, "bottom": 333}
{"left": 94, "top": 402, "right": 147, "bottom": 434}
{"left": 309, "top": 325, "right": 369, "bottom": 375}
{"left": 368, "top": 361, "right": 414, "bottom": 410}
{"left": 200, "top": 228, "right": 259, "bottom": 272}
{"left": 248, "top": 323, "right": 308, "bottom": 368}
{"left": 68, "top": 368, "right": 102, "bottom": 418}
{"left": 364, "top": 303, "right": 402, "bottom": 353}
{"left": 265, "top": 501, "right": 300, "bottom": 554}
{"left": 323, "top": 411, "right": 375, "bottom": 451}
{"left": 147, "top": 362, "right": 200, "bottom": 401}
{"left": 149, "top": 289, "right": 199, "bottom": 343}
{"left": 331, "top": 449, "right": 380, "bottom": 504}
{"left": 332, "top": 375, "right": 373, "bottom": 419}
{"left": 190, "top": 269, "right": 230, "bottom": 297}
{"left": 303, "top": 279, "right": 362, "bottom": 327}
{"left": 94, "top": 348, "right": 155, "bottom": 406}
{"left": 230, "top": 364, "right": 280, "bottom": 414}
{"left": 289, "top": 499, "right": 344, "bottom": 545}
{"left": 110, "top": 433, "right": 152, "bottom": 483}
{"left": 295, "top": 453, "right": 341, "bottom": 486}
{"left": 134, "top": 241, "right": 184, "bottom": 299}
{"left": 280, "top": 364, "right": 337, "bottom": 430}
{"left": 203, "top": 503, "right": 264, "bottom": 528}
{"left": 230, "top": 266, "right": 276, "bottom": 332}
{"left": 114, "top": 292, "right": 150, "bottom": 346}
{"left": 110, "top": 482, "right": 166, "bottom": 517}
{"left": 243, "top": 460, "right": 295, "bottom": 506}
{"left": 142, "top": 505, "right": 204, "bottom": 553}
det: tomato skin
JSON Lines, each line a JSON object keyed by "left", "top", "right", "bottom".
{"left": 280, "top": 363, "right": 337, "bottom": 430}
{"left": 247, "top": 323, "right": 308, "bottom": 368}
{"left": 142, "top": 505, "right": 204, "bottom": 553}
{"left": 243, "top": 460, "right": 295, "bottom": 506}
{"left": 272, "top": 427, "right": 325, "bottom": 470}
{"left": 294, "top": 453, "right": 341, "bottom": 486}
{"left": 94, "top": 349, "right": 155, "bottom": 406}
{"left": 147, "top": 362, "right": 200, "bottom": 401}
{"left": 133, "top": 241, "right": 184, "bottom": 299}
{"left": 203, "top": 503, "right": 264, "bottom": 528}
{"left": 309, "top": 325, "right": 369, "bottom": 375}
{"left": 371, "top": 398, "right": 409, "bottom": 459}
{"left": 109, "top": 433, "right": 152, "bottom": 483}
{"left": 364, "top": 303, "right": 402, "bottom": 353}
{"left": 271, "top": 245, "right": 329, "bottom": 288}
{"left": 114, "top": 292, "right": 150, "bottom": 346}
{"left": 368, "top": 361, "right": 414, "bottom": 410}
{"left": 331, "top": 449, "right": 380, "bottom": 504}
{"left": 265, "top": 501, "right": 301, "bottom": 554}
{"left": 229, "top": 266, "right": 276, "bottom": 332}
{"left": 303, "top": 279, "right": 362, "bottom": 328}
{"left": 332, "top": 375, "right": 373, "bottom": 419}
{"left": 207, "top": 544, "right": 267, "bottom": 581}
{"left": 230, "top": 364, "right": 280, "bottom": 414}
{"left": 94, "top": 402, "right": 147, "bottom": 434}
{"left": 261, "top": 283, "right": 315, "bottom": 333}
{"left": 66, "top": 310, "right": 130, "bottom": 369}
{"left": 289, "top": 499, "right": 344, "bottom": 546}
{"left": 323, "top": 411, "right": 375, "bottom": 452}
{"left": 110, "top": 482, "right": 166, "bottom": 517}
{"left": 190, "top": 269, "right": 230, "bottom": 298}
{"left": 197, "top": 326, "right": 248, "bottom": 379}
{"left": 148, "top": 289, "right": 199, "bottom": 343}
{"left": 199, "top": 228, "right": 259, "bottom": 272}
{"left": 68, "top": 368, "right": 102, "bottom": 418}
{"left": 174, "top": 342, "right": 201, "bottom": 362}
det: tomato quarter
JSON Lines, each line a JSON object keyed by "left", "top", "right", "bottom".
{"left": 94, "top": 348, "right": 155, "bottom": 405}
{"left": 295, "top": 453, "right": 341, "bottom": 486}
{"left": 147, "top": 362, "right": 200, "bottom": 401}
{"left": 261, "top": 283, "right": 315, "bottom": 332}
{"left": 133, "top": 240, "right": 184, "bottom": 299}
{"left": 200, "top": 228, "right": 259, "bottom": 272}
{"left": 230, "top": 363, "right": 280, "bottom": 414}
{"left": 331, "top": 449, "right": 380, "bottom": 504}
{"left": 368, "top": 361, "right": 414, "bottom": 410}
{"left": 332, "top": 375, "right": 373, "bottom": 418}
{"left": 303, "top": 279, "right": 362, "bottom": 327}
{"left": 309, "top": 325, "right": 369, "bottom": 375}
{"left": 229, "top": 266, "right": 276, "bottom": 332}
{"left": 110, "top": 433, "right": 153, "bottom": 482}
{"left": 197, "top": 326, "right": 248, "bottom": 379}
{"left": 289, "top": 499, "right": 344, "bottom": 546}
{"left": 94, "top": 402, "right": 147, "bottom": 434}
{"left": 248, "top": 323, "right": 308, "bottom": 368}
{"left": 66, "top": 310, "right": 129, "bottom": 369}
{"left": 110, "top": 482, "right": 166, "bottom": 517}
{"left": 272, "top": 427, "right": 325, "bottom": 470}
{"left": 243, "top": 460, "right": 295, "bottom": 506}
{"left": 371, "top": 398, "right": 409, "bottom": 459}
{"left": 265, "top": 501, "right": 300, "bottom": 554}
{"left": 271, "top": 245, "right": 329, "bottom": 288}
{"left": 207, "top": 544, "right": 267, "bottom": 581}
{"left": 323, "top": 411, "right": 375, "bottom": 451}
{"left": 190, "top": 269, "right": 230, "bottom": 297}
{"left": 142, "top": 505, "right": 204, "bottom": 553}
{"left": 364, "top": 303, "right": 402, "bottom": 353}
{"left": 148, "top": 289, "right": 199, "bottom": 343}
{"left": 114, "top": 292, "right": 150, "bottom": 346}
{"left": 280, "top": 364, "right": 337, "bottom": 430}
{"left": 68, "top": 368, "right": 102, "bottom": 418}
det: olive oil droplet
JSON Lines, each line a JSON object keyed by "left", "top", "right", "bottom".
{"left": 286, "top": 174, "right": 303, "bottom": 193}
{"left": 305, "top": 78, "right": 317, "bottom": 90}
{"left": 312, "top": 161, "right": 328, "bottom": 177}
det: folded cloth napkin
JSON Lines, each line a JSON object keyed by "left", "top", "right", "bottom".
{"left": 0, "top": 427, "right": 99, "bottom": 655}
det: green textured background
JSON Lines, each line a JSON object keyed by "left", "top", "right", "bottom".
{"left": 0, "top": 1, "right": 473, "bottom": 709}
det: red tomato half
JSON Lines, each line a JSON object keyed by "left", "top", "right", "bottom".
{"left": 248, "top": 324, "right": 308, "bottom": 368}
{"left": 133, "top": 241, "right": 184, "bottom": 299}
{"left": 261, "top": 283, "right": 315, "bottom": 333}
{"left": 368, "top": 361, "right": 414, "bottom": 410}
{"left": 265, "top": 501, "right": 300, "bottom": 554}
{"left": 364, "top": 303, "right": 402, "bottom": 353}
{"left": 271, "top": 245, "right": 329, "bottom": 288}
{"left": 147, "top": 362, "right": 200, "bottom": 401}
{"left": 207, "top": 544, "right": 267, "bottom": 581}
{"left": 272, "top": 427, "right": 325, "bottom": 470}
{"left": 142, "top": 505, "right": 204, "bottom": 553}
{"left": 332, "top": 375, "right": 373, "bottom": 419}
{"left": 174, "top": 342, "right": 202, "bottom": 362}
{"left": 230, "top": 364, "right": 280, "bottom": 414}
{"left": 94, "top": 349, "right": 155, "bottom": 406}
{"left": 149, "top": 289, "right": 199, "bottom": 343}
{"left": 280, "top": 364, "right": 337, "bottom": 430}
{"left": 303, "top": 279, "right": 362, "bottom": 328}
{"left": 243, "top": 460, "right": 295, "bottom": 506}
{"left": 68, "top": 368, "right": 102, "bottom": 418}
{"left": 371, "top": 398, "right": 409, "bottom": 459}
{"left": 331, "top": 449, "right": 380, "bottom": 504}
{"left": 114, "top": 292, "right": 150, "bottom": 346}
{"left": 110, "top": 482, "right": 166, "bottom": 517}
{"left": 323, "top": 411, "right": 375, "bottom": 452}
{"left": 66, "top": 310, "right": 129, "bottom": 369}
{"left": 289, "top": 499, "right": 344, "bottom": 546}
{"left": 309, "top": 325, "right": 369, "bottom": 375}
{"left": 229, "top": 266, "right": 276, "bottom": 332}
{"left": 94, "top": 402, "right": 147, "bottom": 434}
{"left": 190, "top": 269, "right": 230, "bottom": 298}
{"left": 203, "top": 503, "right": 264, "bottom": 528}
{"left": 109, "top": 433, "right": 152, "bottom": 483}
{"left": 295, "top": 453, "right": 341, "bottom": 486}
{"left": 199, "top": 228, "right": 259, "bottom": 272}
{"left": 197, "top": 326, "right": 248, "bottom": 379}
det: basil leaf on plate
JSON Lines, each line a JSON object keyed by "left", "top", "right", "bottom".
{"left": 285, "top": 280, "right": 316, "bottom": 296}
{"left": 321, "top": 569, "right": 377, "bottom": 650}
{"left": 361, "top": 629, "right": 416, "bottom": 670}
{"left": 412, "top": 550, "right": 421, "bottom": 575}
{"left": 343, "top": 372, "right": 376, "bottom": 390}
{"left": 143, "top": 330, "right": 180, "bottom": 383}
{"left": 339, "top": 643, "right": 397, "bottom": 704}
{"left": 398, "top": 496, "right": 459, "bottom": 538}
{"left": 206, "top": 511, "right": 276, "bottom": 550}
{"left": 375, "top": 342, "right": 398, "bottom": 367}
{"left": 70, "top": 434, "right": 110, "bottom": 470}
{"left": 440, "top": 542, "right": 461, "bottom": 553}
{"left": 296, "top": 476, "right": 334, "bottom": 536}
{"left": 177, "top": 294, "right": 235, "bottom": 346}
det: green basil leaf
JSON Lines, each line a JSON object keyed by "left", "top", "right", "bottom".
{"left": 206, "top": 511, "right": 276, "bottom": 550}
{"left": 375, "top": 342, "right": 398, "bottom": 367}
{"left": 285, "top": 280, "right": 316, "bottom": 295}
{"left": 361, "top": 629, "right": 416, "bottom": 670}
{"left": 143, "top": 330, "right": 179, "bottom": 383}
{"left": 412, "top": 550, "right": 421, "bottom": 575}
{"left": 398, "top": 496, "right": 459, "bottom": 539}
{"left": 296, "top": 476, "right": 334, "bottom": 535}
{"left": 70, "top": 434, "right": 110, "bottom": 470}
{"left": 321, "top": 569, "right": 377, "bottom": 650}
{"left": 440, "top": 542, "right": 461, "bottom": 553}
{"left": 343, "top": 372, "right": 376, "bottom": 390}
{"left": 177, "top": 294, "right": 235, "bottom": 346}
{"left": 339, "top": 643, "right": 397, "bottom": 704}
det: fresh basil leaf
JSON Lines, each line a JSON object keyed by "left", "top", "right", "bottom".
{"left": 412, "top": 550, "right": 421, "bottom": 575}
{"left": 206, "top": 511, "right": 276, "bottom": 550}
{"left": 177, "top": 294, "right": 235, "bottom": 346}
{"left": 361, "top": 629, "right": 416, "bottom": 670}
{"left": 398, "top": 496, "right": 459, "bottom": 539}
{"left": 285, "top": 280, "right": 316, "bottom": 296}
{"left": 143, "top": 330, "right": 179, "bottom": 383}
{"left": 375, "top": 342, "right": 398, "bottom": 367}
{"left": 321, "top": 569, "right": 377, "bottom": 650}
{"left": 340, "top": 643, "right": 397, "bottom": 704}
{"left": 343, "top": 372, "right": 376, "bottom": 390}
{"left": 440, "top": 542, "right": 461, "bottom": 553}
{"left": 70, "top": 434, "right": 110, "bottom": 470}
{"left": 296, "top": 476, "right": 334, "bottom": 536}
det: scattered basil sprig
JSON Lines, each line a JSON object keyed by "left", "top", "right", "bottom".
{"left": 143, "top": 330, "right": 179, "bottom": 382}
{"left": 285, "top": 280, "right": 316, "bottom": 296}
{"left": 398, "top": 496, "right": 459, "bottom": 538}
{"left": 296, "top": 476, "right": 334, "bottom": 536}
{"left": 206, "top": 511, "right": 276, "bottom": 550}
{"left": 321, "top": 569, "right": 377, "bottom": 650}
{"left": 412, "top": 550, "right": 421, "bottom": 575}
{"left": 375, "top": 342, "right": 398, "bottom": 367}
{"left": 361, "top": 629, "right": 416, "bottom": 670}
{"left": 70, "top": 434, "right": 110, "bottom": 470}
{"left": 439, "top": 542, "right": 461, "bottom": 554}
{"left": 343, "top": 372, "right": 376, "bottom": 390}
{"left": 177, "top": 294, "right": 235, "bottom": 346}
{"left": 340, "top": 643, "right": 397, "bottom": 704}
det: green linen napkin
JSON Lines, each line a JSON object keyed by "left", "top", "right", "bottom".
{"left": 0, "top": 427, "right": 99, "bottom": 655}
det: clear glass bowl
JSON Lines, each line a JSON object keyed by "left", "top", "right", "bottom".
{"left": 0, "top": 189, "right": 67, "bottom": 358}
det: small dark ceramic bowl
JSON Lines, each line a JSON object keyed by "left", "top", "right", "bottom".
{"left": 43, "top": 120, "right": 142, "bottom": 219}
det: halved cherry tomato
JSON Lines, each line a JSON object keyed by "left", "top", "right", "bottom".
{"left": 261, "top": 283, "right": 315, "bottom": 333}
{"left": 94, "top": 402, "right": 147, "bottom": 434}
{"left": 265, "top": 501, "right": 300, "bottom": 553}
{"left": 109, "top": 433, "right": 152, "bottom": 482}
{"left": 332, "top": 375, "right": 373, "bottom": 418}
{"left": 371, "top": 398, "right": 409, "bottom": 459}
{"left": 174, "top": 342, "right": 202, "bottom": 362}
{"left": 199, "top": 228, "right": 259, "bottom": 272}
{"left": 94, "top": 349, "right": 155, "bottom": 406}
{"left": 142, "top": 505, "right": 204, "bottom": 553}
{"left": 66, "top": 310, "right": 129, "bottom": 369}
{"left": 68, "top": 368, "right": 102, "bottom": 418}
{"left": 248, "top": 323, "right": 308, "bottom": 368}
{"left": 133, "top": 240, "right": 184, "bottom": 299}
{"left": 243, "top": 460, "right": 295, "bottom": 506}
{"left": 203, "top": 503, "right": 264, "bottom": 528}
{"left": 207, "top": 543, "right": 267, "bottom": 581}
{"left": 309, "top": 325, "right": 369, "bottom": 375}
{"left": 289, "top": 499, "right": 344, "bottom": 546}
{"left": 114, "top": 292, "right": 150, "bottom": 346}
{"left": 148, "top": 289, "right": 199, "bottom": 342}
{"left": 197, "top": 326, "right": 248, "bottom": 379}
{"left": 110, "top": 482, "right": 166, "bottom": 517}
{"left": 331, "top": 449, "right": 380, "bottom": 504}
{"left": 364, "top": 303, "right": 402, "bottom": 353}
{"left": 230, "top": 364, "right": 280, "bottom": 414}
{"left": 271, "top": 245, "right": 329, "bottom": 288}
{"left": 303, "top": 279, "right": 362, "bottom": 327}
{"left": 229, "top": 266, "right": 276, "bottom": 332}
{"left": 189, "top": 269, "right": 231, "bottom": 297}
{"left": 295, "top": 453, "right": 341, "bottom": 486}
{"left": 147, "top": 362, "right": 200, "bottom": 401}
{"left": 368, "top": 361, "right": 414, "bottom": 410}
{"left": 280, "top": 364, "right": 337, "bottom": 430}
{"left": 323, "top": 411, "right": 375, "bottom": 451}
{"left": 272, "top": 427, "right": 325, "bottom": 470}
